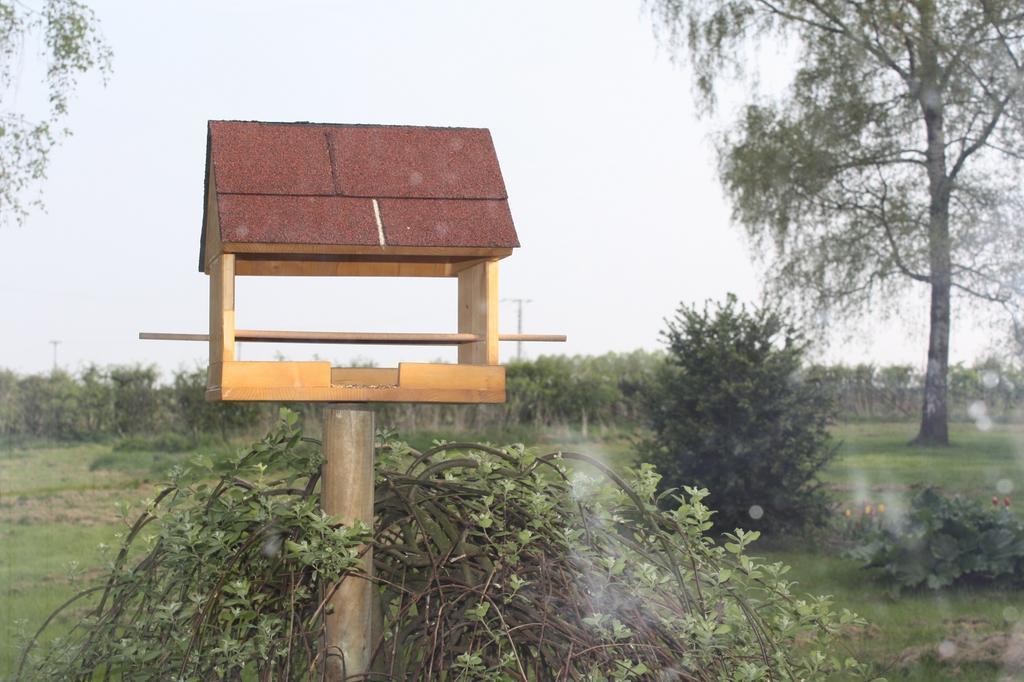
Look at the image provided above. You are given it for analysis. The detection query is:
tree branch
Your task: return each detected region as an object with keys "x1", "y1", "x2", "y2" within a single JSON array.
[
  {"x1": 753, "y1": 0, "x2": 912, "y2": 81},
  {"x1": 988, "y1": 5, "x2": 1023, "y2": 71},
  {"x1": 950, "y1": 280, "x2": 1010, "y2": 304},
  {"x1": 948, "y1": 91, "x2": 1014, "y2": 181},
  {"x1": 752, "y1": 0, "x2": 844, "y2": 35},
  {"x1": 981, "y1": 140, "x2": 1024, "y2": 160},
  {"x1": 876, "y1": 176, "x2": 931, "y2": 284}
]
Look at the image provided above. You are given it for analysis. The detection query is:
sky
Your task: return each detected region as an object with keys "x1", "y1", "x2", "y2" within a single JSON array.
[{"x1": 0, "y1": 0, "x2": 1002, "y2": 377}]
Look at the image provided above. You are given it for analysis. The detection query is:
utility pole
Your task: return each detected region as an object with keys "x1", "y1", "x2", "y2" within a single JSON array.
[
  {"x1": 501, "y1": 298, "x2": 532, "y2": 360},
  {"x1": 49, "y1": 340, "x2": 61, "y2": 371}
]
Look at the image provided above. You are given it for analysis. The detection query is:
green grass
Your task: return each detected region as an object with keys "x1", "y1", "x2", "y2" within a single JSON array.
[
  {"x1": 776, "y1": 421, "x2": 1024, "y2": 681},
  {"x1": 3, "y1": 422, "x2": 1024, "y2": 679},
  {"x1": 0, "y1": 443, "x2": 175, "y2": 678},
  {"x1": 1, "y1": 523, "x2": 119, "y2": 677},
  {"x1": 826, "y1": 422, "x2": 1024, "y2": 498},
  {"x1": 0, "y1": 443, "x2": 136, "y2": 497},
  {"x1": 589, "y1": 421, "x2": 1024, "y2": 679},
  {"x1": 761, "y1": 547, "x2": 1020, "y2": 680}
]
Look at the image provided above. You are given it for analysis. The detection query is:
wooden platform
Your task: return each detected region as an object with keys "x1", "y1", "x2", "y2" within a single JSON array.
[{"x1": 206, "y1": 361, "x2": 505, "y2": 403}]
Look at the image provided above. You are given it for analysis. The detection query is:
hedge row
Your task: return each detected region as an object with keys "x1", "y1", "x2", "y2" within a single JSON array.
[{"x1": 0, "y1": 354, "x2": 1020, "y2": 442}]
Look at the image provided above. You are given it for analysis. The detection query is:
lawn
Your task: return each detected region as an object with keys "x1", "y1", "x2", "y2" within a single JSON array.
[
  {"x1": 764, "y1": 548, "x2": 1023, "y2": 680},
  {"x1": 0, "y1": 441, "x2": 192, "y2": 678},
  {"x1": 2, "y1": 421, "x2": 1023, "y2": 679},
  {"x1": 826, "y1": 421, "x2": 1024, "y2": 500},
  {"x1": 770, "y1": 421, "x2": 1024, "y2": 680}
]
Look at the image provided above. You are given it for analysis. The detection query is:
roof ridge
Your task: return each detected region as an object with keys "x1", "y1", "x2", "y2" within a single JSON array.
[
  {"x1": 215, "y1": 192, "x2": 510, "y2": 201},
  {"x1": 208, "y1": 119, "x2": 492, "y2": 132}
]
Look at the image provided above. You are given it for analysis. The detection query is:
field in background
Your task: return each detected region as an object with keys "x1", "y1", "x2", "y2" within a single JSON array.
[{"x1": 3, "y1": 421, "x2": 1023, "y2": 679}]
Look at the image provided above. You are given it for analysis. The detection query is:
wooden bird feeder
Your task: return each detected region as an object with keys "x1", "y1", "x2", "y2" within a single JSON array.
[
  {"x1": 142, "y1": 120, "x2": 563, "y2": 678},
  {"x1": 144, "y1": 120, "x2": 564, "y2": 403}
]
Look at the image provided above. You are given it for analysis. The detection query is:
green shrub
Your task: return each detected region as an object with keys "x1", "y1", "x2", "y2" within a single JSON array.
[
  {"x1": 848, "y1": 487, "x2": 1024, "y2": 591},
  {"x1": 19, "y1": 411, "x2": 869, "y2": 680},
  {"x1": 639, "y1": 295, "x2": 837, "y2": 534}
]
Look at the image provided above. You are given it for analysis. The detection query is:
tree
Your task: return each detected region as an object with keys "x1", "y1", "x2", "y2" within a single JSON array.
[
  {"x1": 1, "y1": 0, "x2": 111, "y2": 225},
  {"x1": 640, "y1": 295, "x2": 837, "y2": 533},
  {"x1": 648, "y1": 0, "x2": 1024, "y2": 445},
  {"x1": 109, "y1": 364, "x2": 162, "y2": 435}
]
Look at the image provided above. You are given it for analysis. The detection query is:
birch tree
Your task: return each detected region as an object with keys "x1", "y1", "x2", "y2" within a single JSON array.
[
  {"x1": 650, "y1": 0, "x2": 1024, "y2": 445},
  {"x1": 1, "y1": 0, "x2": 111, "y2": 225}
]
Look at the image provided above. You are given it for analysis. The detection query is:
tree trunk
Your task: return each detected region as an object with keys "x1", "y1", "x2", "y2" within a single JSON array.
[
  {"x1": 914, "y1": 276, "x2": 950, "y2": 445},
  {"x1": 913, "y1": 3, "x2": 951, "y2": 446}
]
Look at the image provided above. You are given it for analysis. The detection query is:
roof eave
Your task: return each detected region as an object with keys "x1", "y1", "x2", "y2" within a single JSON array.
[
  {"x1": 198, "y1": 126, "x2": 213, "y2": 273},
  {"x1": 221, "y1": 242, "x2": 516, "y2": 259}
]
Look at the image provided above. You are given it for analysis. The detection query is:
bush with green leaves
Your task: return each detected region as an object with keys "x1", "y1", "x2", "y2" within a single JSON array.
[
  {"x1": 640, "y1": 295, "x2": 837, "y2": 534},
  {"x1": 848, "y1": 488, "x2": 1024, "y2": 592},
  {"x1": 19, "y1": 410, "x2": 869, "y2": 680}
]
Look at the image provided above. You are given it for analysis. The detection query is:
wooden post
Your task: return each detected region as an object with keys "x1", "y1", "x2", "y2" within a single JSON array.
[
  {"x1": 207, "y1": 253, "x2": 235, "y2": 389},
  {"x1": 457, "y1": 259, "x2": 499, "y2": 365},
  {"x1": 322, "y1": 405, "x2": 375, "y2": 680}
]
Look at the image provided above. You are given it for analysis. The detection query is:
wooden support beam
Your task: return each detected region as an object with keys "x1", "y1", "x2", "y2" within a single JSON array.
[
  {"x1": 140, "y1": 332, "x2": 211, "y2": 342},
  {"x1": 446, "y1": 257, "x2": 492, "y2": 275},
  {"x1": 142, "y1": 331, "x2": 567, "y2": 344},
  {"x1": 234, "y1": 258, "x2": 452, "y2": 278},
  {"x1": 233, "y1": 330, "x2": 482, "y2": 345},
  {"x1": 457, "y1": 259, "x2": 499, "y2": 365},
  {"x1": 204, "y1": 362, "x2": 505, "y2": 403},
  {"x1": 143, "y1": 330, "x2": 482, "y2": 345},
  {"x1": 499, "y1": 334, "x2": 568, "y2": 343},
  {"x1": 223, "y1": 242, "x2": 513, "y2": 259},
  {"x1": 322, "y1": 406, "x2": 375, "y2": 680},
  {"x1": 207, "y1": 254, "x2": 235, "y2": 387}
]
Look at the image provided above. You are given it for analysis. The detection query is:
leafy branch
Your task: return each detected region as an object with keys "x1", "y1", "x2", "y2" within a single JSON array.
[
  {"x1": 18, "y1": 410, "x2": 872, "y2": 680},
  {"x1": 0, "y1": 0, "x2": 111, "y2": 225}
]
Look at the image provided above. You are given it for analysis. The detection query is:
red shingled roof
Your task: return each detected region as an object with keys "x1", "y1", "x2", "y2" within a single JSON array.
[{"x1": 201, "y1": 121, "x2": 519, "y2": 269}]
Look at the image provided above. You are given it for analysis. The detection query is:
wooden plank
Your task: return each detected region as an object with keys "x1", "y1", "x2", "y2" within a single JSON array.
[
  {"x1": 399, "y1": 363, "x2": 505, "y2": 391},
  {"x1": 330, "y1": 367, "x2": 399, "y2": 386},
  {"x1": 213, "y1": 360, "x2": 331, "y2": 389},
  {"x1": 209, "y1": 385, "x2": 506, "y2": 403},
  {"x1": 140, "y1": 332, "x2": 210, "y2": 342},
  {"x1": 235, "y1": 330, "x2": 480, "y2": 345},
  {"x1": 235, "y1": 258, "x2": 451, "y2": 277},
  {"x1": 457, "y1": 259, "x2": 499, "y2": 365},
  {"x1": 144, "y1": 331, "x2": 481, "y2": 345},
  {"x1": 223, "y1": 242, "x2": 513, "y2": 259},
  {"x1": 322, "y1": 406, "x2": 375, "y2": 680},
  {"x1": 446, "y1": 257, "x2": 491, "y2": 275},
  {"x1": 499, "y1": 334, "x2": 567, "y2": 342},
  {"x1": 144, "y1": 331, "x2": 567, "y2": 344},
  {"x1": 208, "y1": 362, "x2": 504, "y2": 402}
]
